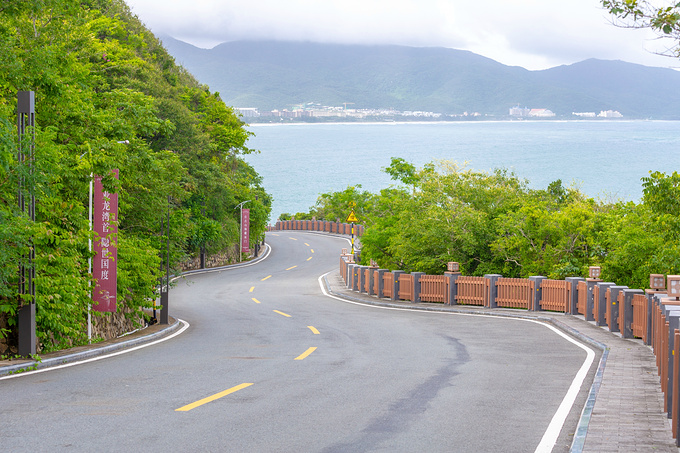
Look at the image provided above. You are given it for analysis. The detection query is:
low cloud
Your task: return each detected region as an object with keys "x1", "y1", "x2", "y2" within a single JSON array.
[{"x1": 127, "y1": 0, "x2": 677, "y2": 70}]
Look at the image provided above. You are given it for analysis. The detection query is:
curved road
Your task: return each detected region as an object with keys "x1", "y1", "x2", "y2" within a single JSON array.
[{"x1": 0, "y1": 232, "x2": 595, "y2": 452}]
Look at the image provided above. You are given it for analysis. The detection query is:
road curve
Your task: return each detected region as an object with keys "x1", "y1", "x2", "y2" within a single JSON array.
[{"x1": 0, "y1": 231, "x2": 595, "y2": 452}]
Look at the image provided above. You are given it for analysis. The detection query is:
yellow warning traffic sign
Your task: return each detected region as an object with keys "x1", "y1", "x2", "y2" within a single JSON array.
[{"x1": 346, "y1": 209, "x2": 359, "y2": 223}]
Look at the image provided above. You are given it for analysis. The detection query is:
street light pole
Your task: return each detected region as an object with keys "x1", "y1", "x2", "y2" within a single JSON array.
[{"x1": 235, "y1": 200, "x2": 251, "y2": 263}]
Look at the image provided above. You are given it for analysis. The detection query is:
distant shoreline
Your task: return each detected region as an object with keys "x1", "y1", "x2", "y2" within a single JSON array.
[{"x1": 246, "y1": 118, "x2": 668, "y2": 127}]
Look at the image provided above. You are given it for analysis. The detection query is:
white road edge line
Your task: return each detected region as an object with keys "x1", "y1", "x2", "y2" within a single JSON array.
[
  {"x1": 318, "y1": 268, "x2": 595, "y2": 453},
  {"x1": 171, "y1": 244, "x2": 272, "y2": 283},
  {"x1": 0, "y1": 319, "x2": 191, "y2": 381}
]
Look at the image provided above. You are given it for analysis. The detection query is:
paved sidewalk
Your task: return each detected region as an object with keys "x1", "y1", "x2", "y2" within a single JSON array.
[{"x1": 324, "y1": 271, "x2": 679, "y2": 453}]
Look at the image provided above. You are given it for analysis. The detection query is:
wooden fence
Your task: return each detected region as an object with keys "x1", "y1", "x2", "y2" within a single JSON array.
[
  {"x1": 540, "y1": 279, "x2": 570, "y2": 312},
  {"x1": 496, "y1": 278, "x2": 533, "y2": 309},
  {"x1": 456, "y1": 276, "x2": 486, "y2": 306},
  {"x1": 419, "y1": 275, "x2": 449, "y2": 303}
]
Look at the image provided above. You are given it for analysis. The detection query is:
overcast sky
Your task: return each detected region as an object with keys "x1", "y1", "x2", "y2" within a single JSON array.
[{"x1": 125, "y1": 0, "x2": 678, "y2": 71}]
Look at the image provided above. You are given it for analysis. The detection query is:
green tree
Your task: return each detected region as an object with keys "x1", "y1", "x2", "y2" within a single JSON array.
[{"x1": 602, "y1": 0, "x2": 680, "y2": 57}]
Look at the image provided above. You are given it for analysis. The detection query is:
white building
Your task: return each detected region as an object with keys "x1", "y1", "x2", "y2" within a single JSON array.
[
  {"x1": 237, "y1": 108, "x2": 260, "y2": 118},
  {"x1": 528, "y1": 108, "x2": 556, "y2": 118},
  {"x1": 509, "y1": 105, "x2": 531, "y2": 117},
  {"x1": 598, "y1": 110, "x2": 623, "y2": 118}
]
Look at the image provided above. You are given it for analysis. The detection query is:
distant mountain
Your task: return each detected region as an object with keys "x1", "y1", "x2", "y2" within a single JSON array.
[{"x1": 161, "y1": 37, "x2": 680, "y2": 119}]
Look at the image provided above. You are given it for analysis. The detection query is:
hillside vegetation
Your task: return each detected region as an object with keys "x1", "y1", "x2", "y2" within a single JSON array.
[
  {"x1": 163, "y1": 39, "x2": 680, "y2": 119},
  {"x1": 292, "y1": 158, "x2": 680, "y2": 289},
  {"x1": 0, "y1": 0, "x2": 270, "y2": 353}
]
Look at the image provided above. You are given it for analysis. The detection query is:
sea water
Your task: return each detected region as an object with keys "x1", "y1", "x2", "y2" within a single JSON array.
[{"x1": 244, "y1": 121, "x2": 680, "y2": 220}]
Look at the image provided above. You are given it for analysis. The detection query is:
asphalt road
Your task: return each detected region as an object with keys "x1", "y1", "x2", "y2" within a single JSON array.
[{"x1": 0, "y1": 231, "x2": 595, "y2": 452}]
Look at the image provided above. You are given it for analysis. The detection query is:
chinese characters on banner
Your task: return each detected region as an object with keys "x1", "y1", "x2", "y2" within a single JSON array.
[
  {"x1": 93, "y1": 170, "x2": 118, "y2": 312},
  {"x1": 241, "y1": 208, "x2": 250, "y2": 254}
]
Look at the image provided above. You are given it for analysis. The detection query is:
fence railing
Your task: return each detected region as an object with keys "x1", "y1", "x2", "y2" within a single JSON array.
[
  {"x1": 496, "y1": 278, "x2": 533, "y2": 309},
  {"x1": 270, "y1": 220, "x2": 364, "y2": 237},
  {"x1": 540, "y1": 279, "x2": 570, "y2": 312},
  {"x1": 457, "y1": 276, "x2": 486, "y2": 306},
  {"x1": 420, "y1": 275, "x2": 449, "y2": 303},
  {"x1": 338, "y1": 252, "x2": 680, "y2": 445}
]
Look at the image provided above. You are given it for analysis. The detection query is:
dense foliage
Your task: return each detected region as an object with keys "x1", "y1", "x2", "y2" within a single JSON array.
[
  {"x1": 0, "y1": 0, "x2": 270, "y2": 351},
  {"x1": 294, "y1": 158, "x2": 680, "y2": 290}
]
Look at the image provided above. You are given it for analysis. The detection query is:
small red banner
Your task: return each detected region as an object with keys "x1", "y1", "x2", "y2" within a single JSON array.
[
  {"x1": 92, "y1": 170, "x2": 118, "y2": 312},
  {"x1": 241, "y1": 208, "x2": 250, "y2": 254}
]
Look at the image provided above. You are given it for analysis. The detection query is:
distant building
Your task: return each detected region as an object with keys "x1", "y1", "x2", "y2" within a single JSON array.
[
  {"x1": 572, "y1": 112, "x2": 596, "y2": 118},
  {"x1": 509, "y1": 105, "x2": 531, "y2": 117},
  {"x1": 598, "y1": 110, "x2": 623, "y2": 118},
  {"x1": 237, "y1": 108, "x2": 260, "y2": 118},
  {"x1": 528, "y1": 108, "x2": 556, "y2": 118}
]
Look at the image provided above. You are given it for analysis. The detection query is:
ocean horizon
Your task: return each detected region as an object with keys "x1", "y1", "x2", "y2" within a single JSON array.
[{"x1": 245, "y1": 120, "x2": 680, "y2": 220}]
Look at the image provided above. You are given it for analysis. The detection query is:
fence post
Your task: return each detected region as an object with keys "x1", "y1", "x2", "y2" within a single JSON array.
[
  {"x1": 353, "y1": 266, "x2": 362, "y2": 291},
  {"x1": 608, "y1": 285, "x2": 628, "y2": 333},
  {"x1": 646, "y1": 290, "x2": 660, "y2": 345},
  {"x1": 566, "y1": 277, "x2": 585, "y2": 315},
  {"x1": 484, "y1": 274, "x2": 502, "y2": 308},
  {"x1": 391, "y1": 270, "x2": 404, "y2": 301},
  {"x1": 529, "y1": 276, "x2": 546, "y2": 311},
  {"x1": 367, "y1": 266, "x2": 378, "y2": 296},
  {"x1": 412, "y1": 272, "x2": 425, "y2": 303},
  {"x1": 663, "y1": 308, "x2": 680, "y2": 417},
  {"x1": 622, "y1": 289, "x2": 644, "y2": 339},
  {"x1": 356, "y1": 266, "x2": 366, "y2": 293},
  {"x1": 585, "y1": 279, "x2": 599, "y2": 321},
  {"x1": 347, "y1": 264, "x2": 356, "y2": 289},
  {"x1": 445, "y1": 272, "x2": 460, "y2": 305},
  {"x1": 596, "y1": 282, "x2": 615, "y2": 327},
  {"x1": 376, "y1": 269, "x2": 387, "y2": 298}
]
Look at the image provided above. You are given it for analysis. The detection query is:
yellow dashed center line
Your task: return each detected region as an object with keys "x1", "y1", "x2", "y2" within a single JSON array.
[
  {"x1": 249, "y1": 286, "x2": 254, "y2": 293},
  {"x1": 289, "y1": 237, "x2": 298, "y2": 241},
  {"x1": 252, "y1": 298, "x2": 261, "y2": 304},
  {"x1": 175, "y1": 383, "x2": 253, "y2": 412},
  {"x1": 307, "y1": 257, "x2": 312, "y2": 261},
  {"x1": 294, "y1": 347, "x2": 317, "y2": 361},
  {"x1": 261, "y1": 275, "x2": 272, "y2": 281},
  {"x1": 304, "y1": 243, "x2": 310, "y2": 246},
  {"x1": 286, "y1": 265, "x2": 297, "y2": 271},
  {"x1": 311, "y1": 249, "x2": 314, "y2": 254},
  {"x1": 307, "y1": 326, "x2": 320, "y2": 335},
  {"x1": 273, "y1": 310, "x2": 291, "y2": 318}
]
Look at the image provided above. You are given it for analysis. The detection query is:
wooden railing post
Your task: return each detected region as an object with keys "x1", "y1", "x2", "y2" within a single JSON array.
[
  {"x1": 356, "y1": 266, "x2": 367, "y2": 293},
  {"x1": 412, "y1": 272, "x2": 425, "y2": 303},
  {"x1": 596, "y1": 282, "x2": 615, "y2": 327},
  {"x1": 391, "y1": 270, "x2": 404, "y2": 301},
  {"x1": 662, "y1": 305, "x2": 680, "y2": 418},
  {"x1": 585, "y1": 279, "x2": 600, "y2": 321},
  {"x1": 622, "y1": 289, "x2": 644, "y2": 339},
  {"x1": 528, "y1": 276, "x2": 546, "y2": 311},
  {"x1": 376, "y1": 269, "x2": 387, "y2": 298},
  {"x1": 608, "y1": 285, "x2": 628, "y2": 333},
  {"x1": 566, "y1": 277, "x2": 585, "y2": 315},
  {"x1": 484, "y1": 274, "x2": 502, "y2": 308},
  {"x1": 444, "y1": 272, "x2": 460, "y2": 305}
]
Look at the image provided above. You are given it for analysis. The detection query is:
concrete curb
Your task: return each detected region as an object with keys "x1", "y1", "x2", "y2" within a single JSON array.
[
  {"x1": 321, "y1": 272, "x2": 608, "y2": 453},
  {"x1": 0, "y1": 244, "x2": 272, "y2": 377}
]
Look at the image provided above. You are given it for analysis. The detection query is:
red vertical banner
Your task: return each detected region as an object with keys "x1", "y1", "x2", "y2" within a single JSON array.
[
  {"x1": 93, "y1": 169, "x2": 118, "y2": 312},
  {"x1": 241, "y1": 208, "x2": 250, "y2": 254}
]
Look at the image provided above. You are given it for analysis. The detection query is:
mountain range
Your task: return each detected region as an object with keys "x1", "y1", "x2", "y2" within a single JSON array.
[{"x1": 161, "y1": 37, "x2": 680, "y2": 119}]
